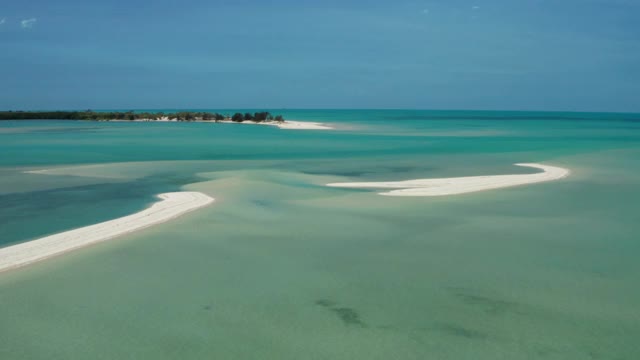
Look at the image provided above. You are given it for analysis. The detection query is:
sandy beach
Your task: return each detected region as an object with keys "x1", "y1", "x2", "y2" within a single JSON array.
[
  {"x1": 273, "y1": 120, "x2": 334, "y2": 130},
  {"x1": 0, "y1": 191, "x2": 214, "y2": 273},
  {"x1": 110, "y1": 118, "x2": 334, "y2": 129},
  {"x1": 327, "y1": 163, "x2": 570, "y2": 196},
  {"x1": 218, "y1": 119, "x2": 334, "y2": 130}
]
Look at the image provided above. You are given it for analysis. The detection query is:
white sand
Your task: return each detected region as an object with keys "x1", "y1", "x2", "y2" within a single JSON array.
[
  {"x1": 327, "y1": 163, "x2": 570, "y2": 196},
  {"x1": 0, "y1": 192, "x2": 214, "y2": 273},
  {"x1": 218, "y1": 119, "x2": 334, "y2": 130},
  {"x1": 23, "y1": 169, "x2": 52, "y2": 174},
  {"x1": 108, "y1": 118, "x2": 333, "y2": 129},
  {"x1": 274, "y1": 120, "x2": 334, "y2": 130}
]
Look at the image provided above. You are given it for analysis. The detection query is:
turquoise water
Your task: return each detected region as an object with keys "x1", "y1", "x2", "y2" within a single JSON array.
[{"x1": 1, "y1": 110, "x2": 639, "y2": 359}]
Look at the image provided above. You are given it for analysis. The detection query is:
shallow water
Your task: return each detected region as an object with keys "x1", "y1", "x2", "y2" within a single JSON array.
[{"x1": 1, "y1": 111, "x2": 639, "y2": 359}]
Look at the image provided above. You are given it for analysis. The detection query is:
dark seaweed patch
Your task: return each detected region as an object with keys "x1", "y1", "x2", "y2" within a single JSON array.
[
  {"x1": 332, "y1": 307, "x2": 365, "y2": 327},
  {"x1": 386, "y1": 165, "x2": 418, "y2": 173},
  {"x1": 302, "y1": 170, "x2": 372, "y2": 177},
  {"x1": 315, "y1": 299, "x2": 366, "y2": 327},
  {"x1": 448, "y1": 288, "x2": 520, "y2": 315},
  {"x1": 302, "y1": 165, "x2": 425, "y2": 178}
]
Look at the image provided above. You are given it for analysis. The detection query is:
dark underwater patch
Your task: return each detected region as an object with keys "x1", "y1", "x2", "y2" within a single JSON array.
[
  {"x1": 448, "y1": 287, "x2": 521, "y2": 316},
  {"x1": 0, "y1": 172, "x2": 204, "y2": 246},
  {"x1": 251, "y1": 199, "x2": 272, "y2": 207},
  {"x1": 315, "y1": 299, "x2": 366, "y2": 327},
  {"x1": 302, "y1": 170, "x2": 372, "y2": 177}
]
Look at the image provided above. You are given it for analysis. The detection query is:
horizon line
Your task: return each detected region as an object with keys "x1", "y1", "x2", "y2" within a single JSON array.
[{"x1": 2, "y1": 108, "x2": 640, "y2": 116}]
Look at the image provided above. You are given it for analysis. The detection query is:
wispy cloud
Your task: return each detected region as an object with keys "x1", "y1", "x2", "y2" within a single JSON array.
[
  {"x1": 21, "y1": 18, "x2": 37, "y2": 29},
  {"x1": 0, "y1": 18, "x2": 6, "y2": 25},
  {"x1": 422, "y1": 8, "x2": 430, "y2": 15}
]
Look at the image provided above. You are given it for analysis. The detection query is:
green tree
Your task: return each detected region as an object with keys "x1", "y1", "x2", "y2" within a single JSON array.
[
  {"x1": 232, "y1": 113, "x2": 244, "y2": 122},
  {"x1": 253, "y1": 112, "x2": 270, "y2": 122}
]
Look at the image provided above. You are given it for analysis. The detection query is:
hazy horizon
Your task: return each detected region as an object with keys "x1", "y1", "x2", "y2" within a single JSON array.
[{"x1": 3, "y1": 108, "x2": 640, "y2": 116}]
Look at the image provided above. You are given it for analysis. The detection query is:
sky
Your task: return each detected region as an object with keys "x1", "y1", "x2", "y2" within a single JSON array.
[{"x1": 1, "y1": 0, "x2": 639, "y2": 112}]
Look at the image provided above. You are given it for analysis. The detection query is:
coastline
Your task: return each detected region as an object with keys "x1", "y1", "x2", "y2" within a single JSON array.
[
  {"x1": 219, "y1": 119, "x2": 334, "y2": 130},
  {"x1": 108, "y1": 118, "x2": 334, "y2": 130},
  {"x1": 327, "y1": 163, "x2": 570, "y2": 196},
  {"x1": 0, "y1": 191, "x2": 214, "y2": 273}
]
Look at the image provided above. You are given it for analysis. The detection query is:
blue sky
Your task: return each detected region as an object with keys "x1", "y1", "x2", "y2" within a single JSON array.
[{"x1": 1, "y1": 0, "x2": 639, "y2": 111}]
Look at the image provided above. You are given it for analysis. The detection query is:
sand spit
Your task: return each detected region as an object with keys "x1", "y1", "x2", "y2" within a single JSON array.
[
  {"x1": 23, "y1": 169, "x2": 52, "y2": 174},
  {"x1": 274, "y1": 121, "x2": 334, "y2": 130},
  {"x1": 0, "y1": 192, "x2": 214, "y2": 273},
  {"x1": 112, "y1": 118, "x2": 334, "y2": 129},
  {"x1": 218, "y1": 120, "x2": 334, "y2": 130},
  {"x1": 327, "y1": 163, "x2": 570, "y2": 196}
]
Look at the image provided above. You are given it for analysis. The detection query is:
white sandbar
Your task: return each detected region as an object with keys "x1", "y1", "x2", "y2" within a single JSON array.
[
  {"x1": 109, "y1": 118, "x2": 334, "y2": 129},
  {"x1": 274, "y1": 120, "x2": 334, "y2": 130},
  {"x1": 327, "y1": 163, "x2": 570, "y2": 196},
  {"x1": 218, "y1": 119, "x2": 334, "y2": 130},
  {"x1": 0, "y1": 192, "x2": 214, "y2": 273}
]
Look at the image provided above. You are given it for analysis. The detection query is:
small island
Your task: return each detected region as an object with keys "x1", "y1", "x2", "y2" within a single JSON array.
[
  {"x1": 0, "y1": 110, "x2": 285, "y2": 123},
  {"x1": 0, "y1": 110, "x2": 335, "y2": 130}
]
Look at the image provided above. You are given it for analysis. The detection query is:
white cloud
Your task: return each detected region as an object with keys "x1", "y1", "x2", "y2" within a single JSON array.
[
  {"x1": 422, "y1": 8, "x2": 430, "y2": 15},
  {"x1": 472, "y1": 6, "x2": 480, "y2": 10},
  {"x1": 0, "y1": 18, "x2": 6, "y2": 25},
  {"x1": 21, "y1": 18, "x2": 37, "y2": 29}
]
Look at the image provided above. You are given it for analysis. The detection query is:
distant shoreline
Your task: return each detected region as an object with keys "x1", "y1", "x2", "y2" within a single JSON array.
[
  {"x1": 109, "y1": 118, "x2": 335, "y2": 130},
  {"x1": 0, "y1": 110, "x2": 334, "y2": 130},
  {"x1": 1, "y1": 118, "x2": 335, "y2": 130},
  {"x1": 218, "y1": 119, "x2": 334, "y2": 130}
]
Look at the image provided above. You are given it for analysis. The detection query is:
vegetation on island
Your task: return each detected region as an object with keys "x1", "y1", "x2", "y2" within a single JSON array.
[{"x1": 0, "y1": 110, "x2": 286, "y2": 123}]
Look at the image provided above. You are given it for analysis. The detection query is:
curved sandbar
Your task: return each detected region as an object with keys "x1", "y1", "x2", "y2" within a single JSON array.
[
  {"x1": 327, "y1": 163, "x2": 570, "y2": 196},
  {"x1": 0, "y1": 192, "x2": 214, "y2": 273}
]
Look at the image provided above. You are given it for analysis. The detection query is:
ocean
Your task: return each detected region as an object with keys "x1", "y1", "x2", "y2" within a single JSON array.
[{"x1": 1, "y1": 110, "x2": 639, "y2": 359}]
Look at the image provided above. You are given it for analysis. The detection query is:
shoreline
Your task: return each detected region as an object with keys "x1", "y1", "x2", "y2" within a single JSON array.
[
  {"x1": 218, "y1": 119, "x2": 334, "y2": 130},
  {"x1": 0, "y1": 192, "x2": 214, "y2": 273},
  {"x1": 327, "y1": 163, "x2": 570, "y2": 196},
  {"x1": 0, "y1": 117, "x2": 335, "y2": 130},
  {"x1": 110, "y1": 119, "x2": 334, "y2": 130}
]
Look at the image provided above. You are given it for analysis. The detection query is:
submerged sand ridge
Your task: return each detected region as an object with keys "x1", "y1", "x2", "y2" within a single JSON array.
[
  {"x1": 327, "y1": 163, "x2": 570, "y2": 196},
  {"x1": 0, "y1": 192, "x2": 214, "y2": 273}
]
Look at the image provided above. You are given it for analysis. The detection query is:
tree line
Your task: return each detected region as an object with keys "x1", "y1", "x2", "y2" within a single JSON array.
[{"x1": 0, "y1": 111, "x2": 286, "y2": 122}]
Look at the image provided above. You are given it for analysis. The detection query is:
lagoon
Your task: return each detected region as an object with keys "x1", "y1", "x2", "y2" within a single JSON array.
[{"x1": 1, "y1": 110, "x2": 639, "y2": 359}]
